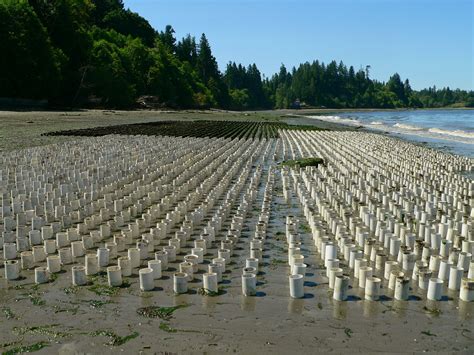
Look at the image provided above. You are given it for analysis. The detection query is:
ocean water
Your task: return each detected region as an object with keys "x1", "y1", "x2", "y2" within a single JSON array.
[{"x1": 308, "y1": 109, "x2": 474, "y2": 157}]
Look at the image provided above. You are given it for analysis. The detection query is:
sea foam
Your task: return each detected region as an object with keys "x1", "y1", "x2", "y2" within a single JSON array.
[
  {"x1": 393, "y1": 123, "x2": 423, "y2": 131},
  {"x1": 428, "y1": 128, "x2": 474, "y2": 139},
  {"x1": 310, "y1": 115, "x2": 361, "y2": 125}
]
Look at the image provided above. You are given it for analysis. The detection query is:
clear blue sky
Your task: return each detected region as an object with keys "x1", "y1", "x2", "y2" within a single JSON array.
[{"x1": 123, "y1": 0, "x2": 473, "y2": 90}]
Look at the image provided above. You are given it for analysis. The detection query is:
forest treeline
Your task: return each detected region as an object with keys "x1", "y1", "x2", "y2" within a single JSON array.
[{"x1": 1, "y1": 0, "x2": 473, "y2": 109}]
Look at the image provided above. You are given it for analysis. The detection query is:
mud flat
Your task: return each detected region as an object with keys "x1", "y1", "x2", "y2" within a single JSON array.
[
  {"x1": 0, "y1": 109, "x2": 349, "y2": 152},
  {"x1": 0, "y1": 120, "x2": 473, "y2": 353}
]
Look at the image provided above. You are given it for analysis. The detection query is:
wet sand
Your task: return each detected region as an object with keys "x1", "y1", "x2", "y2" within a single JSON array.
[{"x1": 0, "y1": 109, "x2": 356, "y2": 152}]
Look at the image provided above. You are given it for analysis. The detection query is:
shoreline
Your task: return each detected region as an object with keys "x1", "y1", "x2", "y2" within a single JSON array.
[{"x1": 291, "y1": 111, "x2": 474, "y2": 159}]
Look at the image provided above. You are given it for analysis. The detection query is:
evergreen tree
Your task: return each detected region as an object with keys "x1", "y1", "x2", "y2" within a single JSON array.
[
  {"x1": 196, "y1": 34, "x2": 229, "y2": 107},
  {"x1": 158, "y1": 25, "x2": 177, "y2": 53},
  {"x1": 197, "y1": 34, "x2": 219, "y2": 84},
  {"x1": 176, "y1": 34, "x2": 197, "y2": 67}
]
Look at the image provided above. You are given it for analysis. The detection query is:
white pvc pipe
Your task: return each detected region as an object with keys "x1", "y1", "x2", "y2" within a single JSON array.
[
  {"x1": 118, "y1": 256, "x2": 132, "y2": 276},
  {"x1": 460, "y1": 278, "x2": 474, "y2": 302},
  {"x1": 288, "y1": 247, "x2": 300, "y2": 264},
  {"x1": 191, "y1": 247, "x2": 204, "y2": 264},
  {"x1": 114, "y1": 235, "x2": 126, "y2": 252},
  {"x1": 375, "y1": 253, "x2": 387, "y2": 270},
  {"x1": 292, "y1": 263, "x2": 307, "y2": 276},
  {"x1": 179, "y1": 262, "x2": 194, "y2": 281},
  {"x1": 203, "y1": 272, "x2": 218, "y2": 293},
  {"x1": 384, "y1": 261, "x2": 398, "y2": 280},
  {"x1": 208, "y1": 263, "x2": 222, "y2": 282},
  {"x1": 389, "y1": 271, "x2": 405, "y2": 290},
  {"x1": 354, "y1": 258, "x2": 367, "y2": 279},
  {"x1": 245, "y1": 258, "x2": 259, "y2": 273},
  {"x1": 147, "y1": 260, "x2": 162, "y2": 279},
  {"x1": 429, "y1": 255, "x2": 442, "y2": 272},
  {"x1": 212, "y1": 257, "x2": 226, "y2": 273},
  {"x1": 457, "y1": 252, "x2": 472, "y2": 271},
  {"x1": 47, "y1": 255, "x2": 61, "y2": 273},
  {"x1": 469, "y1": 261, "x2": 474, "y2": 278},
  {"x1": 184, "y1": 254, "x2": 199, "y2": 273},
  {"x1": 448, "y1": 266, "x2": 463, "y2": 291},
  {"x1": 418, "y1": 270, "x2": 432, "y2": 290},
  {"x1": 242, "y1": 273, "x2": 257, "y2": 296},
  {"x1": 389, "y1": 237, "x2": 401, "y2": 257},
  {"x1": 250, "y1": 239, "x2": 263, "y2": 250},
  {"x1": 333, "y1": 274, "x2": 349, "y2": 301},
  {"x1": 324, "y1": 243, "x2": 337, "y2": 267},
  {"x1": 289, "y1": 274, "x2": 304, "y2": 298},
  {"x1": 3, "y1": 242, "x2": 17, "y2": 260},
  {"x1": 59, "y1": 247, "x2": 72, "y2": 265},
  {"x1": 139, "y1": 268, "x2": 155, "y2": 291},
  {"x1": 290, "y1": 254, "x2": 304, "y2": 267},
  {"x1": 56, "y1": 232, "x2": 69, "y2": 248},
  {"x1": 218, "y1": 248, "x2": 231, "y2": 263},
  {"x1": 71, "y1": 241, "x2": 84, "y2": 258},
  {"x1": 402, "y1": 252, "x2": 415, "y2": 272},
  {"x1": 32, "y1": 245, "x2": 46, "y2": 263},
  {"x1": 326, "y1": 258, "x2": 339, "y2": 277},
  {"x1": 440, "y1": 239, "x2": 452, "y2": 257},
  {"x1": 250, "y1": 248, "x2": 262, "y2": 261},
  {"x1": 358, "y1": 266, "x2": 373, "y2": 289},
  {"x1": 163, "y1": 245, "x2": 177, "y2": 262},
  {"x1": 44, "y1": 240, "x2": 56, "y2": 254},
  {"x1": 349, "y1": 248, "x2": 363, "y2": 269},
  {"x1": 155, "y1": 251, "x2": 168, "y2": 270},
  {"x1": 106, "y1": 242, "x2": 118, "y2": 259},
  {"x1": 107, "y1": 266, "x2": 123, "y2": 287},
  {"x1": 194, "y1": 239, "x2": 207, "y2": 254},
  {"x1": 35, "y1": 266, "x2": 49, "y2": 284},
  {"x1": 427, "y1": 278, "x2": 444, "y2": 301},
  {"x1": 20, "y1": 251, "x2": 34, "y2": 270},
  {"x1": 97, "y1": 247, "x2": 109, "y2": 267},
  {"x1": 365, "y1": 276, "x2": 381, "y2": 301},
  {"x1": 329, "y1": 267, "x2": 343, "y2": 289},
  {"x1": 437, "y1": 259, "x2": 453, "y2": 281},
  {"x1": 173, "y1": 272, "x2": 188, "y2": 294},
  {"x1": 4, "y1": 260, "x2": 20, "y2": 280},
  {"x1": 394, "y1": 275, "x2": 410, "y2": 300},
  {"x1": 72, "y1": 266, "x2": 87, "y2": 286},
  {"x1": 85, "y1": 254, "x2": 98, "y2": 275},
  {"x1": 137, "y1": 241, "x2": 149, "y2": 260},
  {"x1": 128, "y1": 248, "x2": 141, "y2": 268}
]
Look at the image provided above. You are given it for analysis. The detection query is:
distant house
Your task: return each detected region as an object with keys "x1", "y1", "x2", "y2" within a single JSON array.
[{"x1": 291, "y1": 99, "x2": 301, "y2": 109}]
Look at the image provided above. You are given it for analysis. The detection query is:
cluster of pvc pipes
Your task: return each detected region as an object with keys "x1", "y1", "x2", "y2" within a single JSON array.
[
  {"x1": 0, "y1": 135, "x2": 268, "y2": 292},
  {"x1": 1, "y1": 127, "x2": 473, "y2": 307},
  {"x1": 1, "y1": 134, "x2": 289, "y2": 300},
  {"x1": 280, "y1": 129, "x2": 474, "y2": 302}
]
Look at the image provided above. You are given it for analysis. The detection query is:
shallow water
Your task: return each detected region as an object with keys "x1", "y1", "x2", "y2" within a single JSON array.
[{"x1": 308, "y1": 109, "x2": 474, "y2": 157}]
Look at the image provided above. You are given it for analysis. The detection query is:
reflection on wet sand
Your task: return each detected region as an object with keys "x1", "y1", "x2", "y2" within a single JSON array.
[{"x1": 241, "y1": 295, "x2": 256, "y2": 312}]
